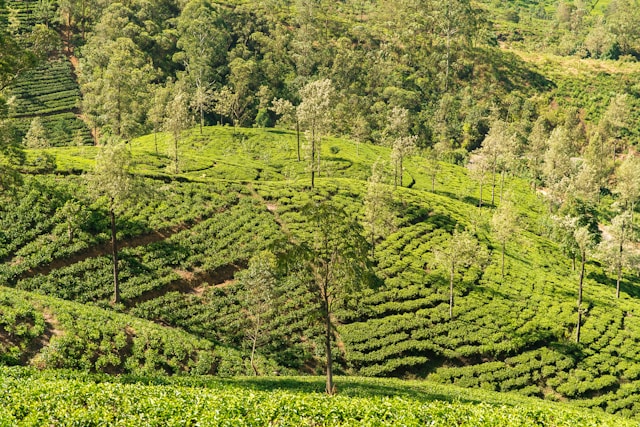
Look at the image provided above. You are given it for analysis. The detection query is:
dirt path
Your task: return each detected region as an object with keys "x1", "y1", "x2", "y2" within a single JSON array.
[
  {"x1": 125, "y1": 262, "x2": 246, "y2": 307},
  {"x1": 18, "y1": 224, "x2": 191, "y2": 281}
]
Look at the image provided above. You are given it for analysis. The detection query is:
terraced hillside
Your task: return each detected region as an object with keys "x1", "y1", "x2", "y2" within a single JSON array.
[{"x1": 2, "y1": 126, "x2": 640, "y2": 420}]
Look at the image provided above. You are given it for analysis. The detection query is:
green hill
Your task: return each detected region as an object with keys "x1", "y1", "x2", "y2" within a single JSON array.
[
  {"x1": 5, "y1": 0, "x2": 640, "y2": 423},
  {"x1": 0, "y1": 126, "x2": 640, "y2": 420}
]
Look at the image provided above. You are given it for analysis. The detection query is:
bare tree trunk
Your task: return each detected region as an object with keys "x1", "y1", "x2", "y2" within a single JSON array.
[
  {"x1": 449, "y1": 265, "x2": 454, "y2": 319},
  {"x1": 491, "y1": 169, "x2": 496, "y2": 205},
  {"x1": 199, "y1": 105, "x2": 204, "y2": 135},
  {"x1": 323, "y1": 294, "x2": 334, "y2": 395},
  {"x1": 617, "y1": 225, "x2": 624, "y2": 299},
  {"x1": 576, "y1": 250, "x2": 585, "y2": 343},
  {"x1": 501, "y1": 240, "x2": 505, "y2": 278},
  {"x1": 296, "y1": 120, "x2": 301, "y2": 162},
  {"x1": 250, "y1": 317, "x2": 260, "y2": 376},
  {"x1": 174, "y1": 135, "x2": 179, "y2": 174},
  {"x1": 110, "y1": 206, "x2": 120, "y2": 304},
  {"x1": 478, "y1": 180, "x2": 483, "y2": 208},
  {"x1": 311, "y1": 125, "x2": 315, "y2": 188}
]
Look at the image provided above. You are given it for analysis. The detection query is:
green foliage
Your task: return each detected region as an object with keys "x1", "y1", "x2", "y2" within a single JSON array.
[{"x1": 0, "y1": 369, "x2": 635, "y2": 426}]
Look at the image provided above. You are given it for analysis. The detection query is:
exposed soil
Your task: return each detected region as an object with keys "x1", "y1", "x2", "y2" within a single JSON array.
[
  {"x1": 125, "y1": 261, "x2": 246, "y2": 307},
  {"x1": 22, "y1": 310, "x2": 63, "y2": 366},
  {"x1": 19, "y1": 224, "x2": 191, "y2": 281}
]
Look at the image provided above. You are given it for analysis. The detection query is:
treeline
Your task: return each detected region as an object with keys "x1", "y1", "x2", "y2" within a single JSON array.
[
  {"x1": 500, "y1": 0, "x2": 640, "y2": 60},
  {"x1": 1, "y1": 0, "x2": 551, "y2": 151}
]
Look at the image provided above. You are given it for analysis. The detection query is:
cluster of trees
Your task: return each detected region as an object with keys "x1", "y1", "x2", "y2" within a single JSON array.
[
  {"x1": 459, "y1": 89, "x2": 639, "y2": 343},
  {"x1": 3, "y1": 0, "x2": 527, "y2": 156},
  {"x1": 551, "y1": 0, "x2": 640, "y2": 59}
]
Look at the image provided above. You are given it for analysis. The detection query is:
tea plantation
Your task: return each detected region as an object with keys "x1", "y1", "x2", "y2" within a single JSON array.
[{"x1": 1, "y1": 126, "x2": 640, "y2": 423}]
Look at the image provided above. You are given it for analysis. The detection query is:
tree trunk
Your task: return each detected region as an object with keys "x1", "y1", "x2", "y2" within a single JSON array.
[
  {"x1": 491, "y1": 169, "x2": 496, "y2": 205},
  {"x1": 311, "y1": 125, "x2": 315, "y2": 188},
  {"x1": 576, "y1": 250, "x2": 585, "y2": 343},
  {"x1": 616, "y1": 261, "x2": 622, "y2": 299},
  {"x1": 500, "y1": 170, "x2": 506, "y2": 203},
  {"x1": 174, "y1": 135, "x2": 179, "y2": 174},
  {"x1": 324, "y1": 295, "x2": 334, "y2": 395},
  {"x1": 478, "y1": 179, "x2": 483, "y2": 208},
  {"x1": 296, "y1": 120, "x2": 301, "y2": 162},
  {"x1": 501, "y1": 240, "x2": 505, "y2": 278},
  {"x1": 617, "y1": 224, "x2": 624, "y2": 299},
  {"x1": 199, "y1": 104, "x2": 204, "y2": 135},
  {"x1": 110, "y1": 206, "x2": 120, "y2": 304},
  {"x1": 250, "y1": 316, "x2": 260, "y2": 376},
  {"x1": 394, "y1": 158, "x2": 398, "y2": 190},
  {"x1": 449, "y1": 265, "x2": 454, "y2": 319}
]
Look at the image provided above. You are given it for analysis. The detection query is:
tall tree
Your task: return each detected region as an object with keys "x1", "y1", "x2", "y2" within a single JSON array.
[
  {"x1": 477, "y1": 120, "x2": 515, "y2": 205},
  {"x1": 598, "y1": 212, "x2": 633, "y2": 299},
  {"x1": 237, "y1": 250, "x2": 278, "y2": 376},
  {"x1": 614, "y1": 154, "x2": 640, "y2": 224},
  {"x1": 467, "y1": 152, "x2": 490, "y2": 207},
  {"x1": 384, "y1": 107, "x2": 415, "y2": 189},
  {"x1": 295, "y1": 201, "x2": 371, "y2": 394},
  {"x1": 432, "y1": 228, "x2": 486, "y2": 319},
  {"x1": 175, "y1": 0, "x2": 230, "y2": 126},
  {"x1": 423, "y1": 148, "x2": 441, "y2": 192},
  {"x1": 363, "y1": 161, "x2": 394, "y2": 257},
  {"x1": 271, "y1": 97, "x2": 301, "y2": 161},
  {"x1": 492, "y1": 198, "x2": 518, "y2": 278},
  {"x1": 574, "y1": 225, "x2": 596, "y2": 344},
  {"x1": 599, "y1": 93, "x2": 629, "y2": 161},
  {"x1": 525, "y1": 116, "x2": 550, "y2": 190},
  {"x1": 88, "y1": 142, "x2": 137, "y2": 304},
  {"x1": 80, "y1": 37, "x2": 155, "y2": 141},
  {"x1": 23, "y1": 117, "x2": 49, "y2": 149},
  {"x1": 164, "y1": 84, "x2": 192, "y2": 174},
  {"x1": 297, "y1": 79, "x2": 335, "y2": 188},
  {"x1": 543, "y1": 126, "x2": 577, "y2": 207}
]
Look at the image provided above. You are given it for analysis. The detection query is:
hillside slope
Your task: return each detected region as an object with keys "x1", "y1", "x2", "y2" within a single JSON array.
[{"x1": 1, "y1": 126, "x2": 640, "y2": 418}]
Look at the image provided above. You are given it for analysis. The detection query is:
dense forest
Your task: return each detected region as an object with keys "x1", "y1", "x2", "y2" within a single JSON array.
[{"x1": 5, "y1": 0, "x2": 640, "y2": 424}]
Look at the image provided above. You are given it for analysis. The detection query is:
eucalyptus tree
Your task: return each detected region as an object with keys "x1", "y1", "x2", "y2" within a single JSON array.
[
  {"x1": 237, "y1": 251, "x2": 278, "y2": 376},
  {"x1": 478, "y1": 119, "x2": 515, "y2": 205},
  {"x1": 492, "y1": 198, "x2": 518, "y2": 278},
  {"x1": 423, "y1": 148, "x2": 441, "y2": 192},
  {"x1": 525, "y1": 116, "x2": 550, "y2": 189},
  {"x1": 80, "y1": 37, "x2": 155, "y2": 141},
  {"x1": 297, "y1": 79, "x2": 335, "y2": 188},
  {"x1": 88, "y1": 142, "x2": 138, "y2": 304},
  {"x1": 271, "y1": 98, "x2": 301, "y2": 161},
  {"x1": 164, "y1": 84, "x2": 192, "y2": 174},
  {"x1": 598, "y1": 212, "x2": 633, "y2": 299},
  {"x1": 599, "y1": 93, "x2": 629, "y2": 161},
  {"x1": 384, "y1": 106, "x2": 416, "y2": 189},
  {"x1": 175, "y1": 0, "x2": 230, "y2": 129},
  {"x1": 294, "y1": 200, "x2": 372, "y2": 395},
  {"x1": 432, "y1": 228, "x2": 486, "y2": 319},
  {"x1": 467, "y1": 152, "x2": 490, "y2": 207},
  {"x1": 543, "y1": 126, "x2": 577, "y2": 207},
  {"x1": 614, "y1": 155, "x2": 640, "y2": 223},
  {"x1": 574, "y1": 225, "x2": 597, "y2": 343},
  {"x1": 363, "y1": 161, "x2": 394, "y2": 257}
]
